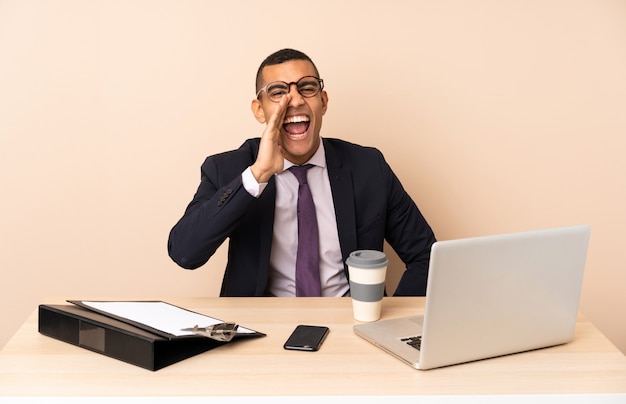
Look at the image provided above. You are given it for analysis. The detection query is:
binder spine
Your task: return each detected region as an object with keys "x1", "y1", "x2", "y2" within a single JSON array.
[
  {"x1": 37, "y1": 304, "x2": 235, "y2": 370},
  {"x1": 39, "y1": 305, "x2": 156, "y2": 370}
]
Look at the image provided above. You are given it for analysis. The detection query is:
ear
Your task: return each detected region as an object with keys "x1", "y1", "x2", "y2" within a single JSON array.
[
  {"x1": 251, "y1": 99, "x2": 266, "y2": 123},
  {"x1": 320, "y1": 90, "x2": 329, "y2": 115}
]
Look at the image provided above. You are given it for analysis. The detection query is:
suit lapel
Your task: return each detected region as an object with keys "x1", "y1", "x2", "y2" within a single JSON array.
[{"x1": 324, "y1": 139, "x2": 357, "y2": 264}]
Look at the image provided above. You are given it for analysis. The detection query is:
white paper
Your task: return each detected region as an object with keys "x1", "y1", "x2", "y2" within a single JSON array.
[{"x1": 79, "y1": 301, "x2": 255, "y2": 337}]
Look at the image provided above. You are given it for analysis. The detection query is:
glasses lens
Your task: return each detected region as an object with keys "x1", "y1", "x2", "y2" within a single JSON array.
[
  {"x1": 296, "y1": 77, "x2": 322, "y2": 98},
  {"x1": 266, "y1": 82, "x2": 290, "y2": 101}
]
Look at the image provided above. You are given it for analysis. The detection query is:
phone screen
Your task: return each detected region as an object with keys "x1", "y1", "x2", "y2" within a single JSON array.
[{"x1": 283, "y1": 325, "x2": 329, "y2": 351}]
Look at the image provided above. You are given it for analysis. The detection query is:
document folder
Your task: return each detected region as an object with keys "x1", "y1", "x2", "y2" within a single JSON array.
[{"x1": 38, "y1": 303, "x2": 264, "y2": 371}]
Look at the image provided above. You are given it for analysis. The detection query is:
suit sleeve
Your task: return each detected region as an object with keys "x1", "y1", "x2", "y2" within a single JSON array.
[
  {"x1": 167, "y1": 156, "x2": 257, "y2": 269},
  {"x1": 382, "y1": 159, "x2": 437, "y2": 296}
]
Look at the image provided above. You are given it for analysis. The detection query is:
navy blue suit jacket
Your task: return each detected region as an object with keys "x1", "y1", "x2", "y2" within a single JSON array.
[{"x1": 168, "y1": 138, "x2": 436, "y2": 296}]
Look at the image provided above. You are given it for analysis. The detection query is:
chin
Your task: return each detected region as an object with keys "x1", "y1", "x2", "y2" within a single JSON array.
[{"x1": 283, "y1": 135, "x2": 318, "y2": 158}]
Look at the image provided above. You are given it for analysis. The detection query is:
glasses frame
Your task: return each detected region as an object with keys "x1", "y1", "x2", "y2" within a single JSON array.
[{"x1": 256, "y1": 76, "x2": 324, "y2": 102}]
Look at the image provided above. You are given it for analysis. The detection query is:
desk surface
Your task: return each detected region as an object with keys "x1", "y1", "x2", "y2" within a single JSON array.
[{"x1": 1, "y1": 297, "x2": 625, "y2": 398}]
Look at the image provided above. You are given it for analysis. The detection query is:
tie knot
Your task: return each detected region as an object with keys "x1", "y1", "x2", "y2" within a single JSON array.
[{"x1": 289, "y1": 164, "x2": 314, "y2": 185}]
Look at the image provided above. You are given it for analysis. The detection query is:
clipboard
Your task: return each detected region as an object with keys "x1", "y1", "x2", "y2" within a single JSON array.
[{"x1": 67, "y1": 300, "x2": 265, "y2": 340}]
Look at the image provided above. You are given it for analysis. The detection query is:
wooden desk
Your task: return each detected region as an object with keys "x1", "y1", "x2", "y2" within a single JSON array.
[{"x1": 1, "y1": 297, "x2": 625, "y2": 400}]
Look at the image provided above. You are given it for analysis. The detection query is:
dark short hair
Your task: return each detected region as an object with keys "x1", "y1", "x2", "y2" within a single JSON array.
[{"x1": 255, "y1": 48, "x2": 320, "y2": 93}]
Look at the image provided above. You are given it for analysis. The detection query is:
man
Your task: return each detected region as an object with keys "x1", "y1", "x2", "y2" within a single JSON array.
[{"x1": 168, "y1": 48, "x2": 436, "y2": 297}]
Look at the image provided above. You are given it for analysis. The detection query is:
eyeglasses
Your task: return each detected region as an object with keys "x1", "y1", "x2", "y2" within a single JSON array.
[{"x1": 256, "y1": 76, "x2": 324, "y2": 103}]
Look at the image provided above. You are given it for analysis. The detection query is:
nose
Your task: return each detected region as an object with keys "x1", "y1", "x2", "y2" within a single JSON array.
[{"x1": 288, "y1": 83, "x2": 305, "y2": 107}]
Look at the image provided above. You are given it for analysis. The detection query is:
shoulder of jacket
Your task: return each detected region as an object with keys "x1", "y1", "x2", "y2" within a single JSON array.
[{"x1": 324, "y1": 137, "x2": 383, "y2": 157}]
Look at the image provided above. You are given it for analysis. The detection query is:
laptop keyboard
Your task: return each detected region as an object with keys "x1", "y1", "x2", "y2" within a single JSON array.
[{"x1": 401, "y1": 336, "x2": 422, "y2": 351}]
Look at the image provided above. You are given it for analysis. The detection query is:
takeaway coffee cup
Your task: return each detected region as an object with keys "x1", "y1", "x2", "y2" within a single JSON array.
[{"x1": 346, "y1": 250, "x2": 389, "y2": 322}]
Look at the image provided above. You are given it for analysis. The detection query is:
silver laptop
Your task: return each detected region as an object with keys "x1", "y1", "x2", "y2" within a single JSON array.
[{"x1": 353, "y1": 224, "x2": 590, "y2": 370}]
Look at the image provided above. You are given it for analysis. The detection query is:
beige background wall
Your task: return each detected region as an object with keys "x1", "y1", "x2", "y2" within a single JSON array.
[{"x1": 1, "y1": 0, "x2": 625, "y2": 354}]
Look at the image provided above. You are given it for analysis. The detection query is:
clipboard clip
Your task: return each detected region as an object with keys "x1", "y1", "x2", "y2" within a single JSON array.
[{"x1": 181, "y1": 322, "x2": 239, "y2": 342}]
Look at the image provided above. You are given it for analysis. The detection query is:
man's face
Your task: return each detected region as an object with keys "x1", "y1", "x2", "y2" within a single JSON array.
[{"x1": 252, "y1": 59, "x2": 328, "y2": 165}]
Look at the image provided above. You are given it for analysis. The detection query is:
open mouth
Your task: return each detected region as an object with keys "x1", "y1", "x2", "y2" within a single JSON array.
[{"x1": 283, "y1": 115, "x2": 310, "y2": 136}]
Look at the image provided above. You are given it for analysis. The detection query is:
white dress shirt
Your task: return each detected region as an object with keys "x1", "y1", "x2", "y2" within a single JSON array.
[{"x1": 241, "y1": 140, "x2": 349, "y2": 297}]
